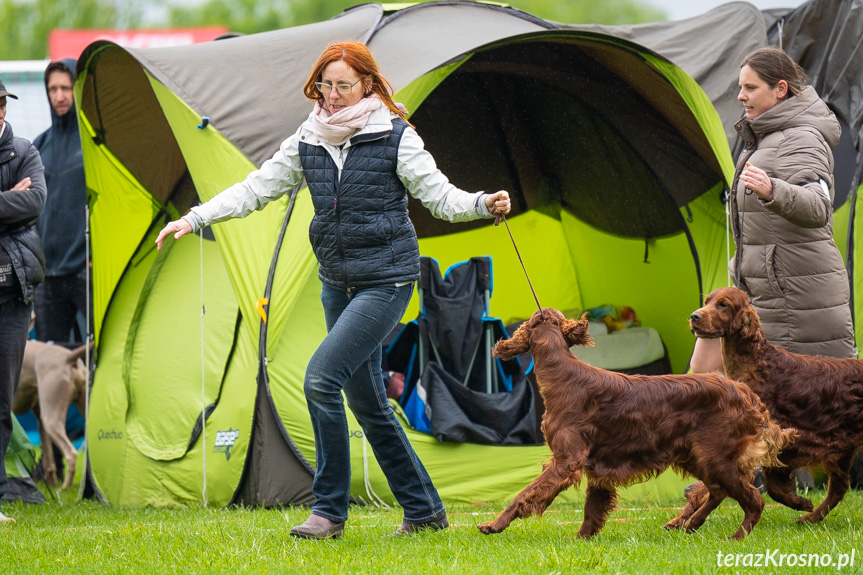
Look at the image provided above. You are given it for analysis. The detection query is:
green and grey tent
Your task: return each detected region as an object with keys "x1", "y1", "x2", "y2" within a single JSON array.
[{"x1": 76, "y1": 1, "x2": 735, "y2": 507}]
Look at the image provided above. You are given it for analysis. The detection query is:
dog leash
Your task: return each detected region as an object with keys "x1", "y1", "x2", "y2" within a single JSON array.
[{"x1": 494, "y1": 213, "x2": 542, "y2": 313}]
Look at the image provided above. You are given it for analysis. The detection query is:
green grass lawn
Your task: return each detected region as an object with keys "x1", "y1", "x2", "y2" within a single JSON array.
[{"x1": 2, "y1": 467, "x2": 862, "y2": 574}]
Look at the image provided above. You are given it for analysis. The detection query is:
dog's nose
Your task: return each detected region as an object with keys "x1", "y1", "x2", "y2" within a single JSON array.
[{"x1": 690, "y1": 312, "x2": 702, "y2": 322}]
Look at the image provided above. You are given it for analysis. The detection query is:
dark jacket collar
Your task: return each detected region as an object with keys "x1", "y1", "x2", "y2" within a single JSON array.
[{"x1": 0, "y1": 122, "x2": 16, "y2": 163}]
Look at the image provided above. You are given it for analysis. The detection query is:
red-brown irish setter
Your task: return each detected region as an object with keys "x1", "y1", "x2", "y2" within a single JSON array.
[
  {"x1": 680, "y1": 286, "x2": 863, "y2": 524},
  {"x1": 477, "y1": 308, "x2": 795, "y2": 540}
]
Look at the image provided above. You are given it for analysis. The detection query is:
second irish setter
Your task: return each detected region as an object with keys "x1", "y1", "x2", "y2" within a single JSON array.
[
  {"x1": 679, "y1": 286, "x2": 863, "y2": 524},
  {"x1": 477, "y1": 308, "x2": 795, "y2": 540}
]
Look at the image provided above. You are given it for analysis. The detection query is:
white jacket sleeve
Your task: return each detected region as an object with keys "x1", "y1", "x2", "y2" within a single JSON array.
[
  {"x1": 396, "y1": 126, "x2": 492, "y2": 222},
  {"x1": 184, "y1": 129, "x2": 305, "y2": 231}
]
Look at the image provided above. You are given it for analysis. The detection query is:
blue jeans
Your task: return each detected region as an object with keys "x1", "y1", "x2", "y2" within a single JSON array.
[
  {"x1": 0, "y1": 297, "x2": 31, "y2": 508},
  {"x1": 305, "y1": 283, "x2": 445, "y2": 523}
]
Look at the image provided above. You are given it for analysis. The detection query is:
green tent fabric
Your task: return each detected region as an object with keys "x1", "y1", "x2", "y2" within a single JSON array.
[
  {"x1": 3, "y1": 414, "x2": 46, "y2": 505},
  {"x1": 7, "y1": 414, "x2": 34, "y2": 460},
  {"x1": 76, "y1": 2, "x2": 743, "y2": 508}
]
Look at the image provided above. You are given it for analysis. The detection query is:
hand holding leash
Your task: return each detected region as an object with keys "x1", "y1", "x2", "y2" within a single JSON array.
[{"x1": 486, "y1": 190, "x2": 510, "y2": 226}]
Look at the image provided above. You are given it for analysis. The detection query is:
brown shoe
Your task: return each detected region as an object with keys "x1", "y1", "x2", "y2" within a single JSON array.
[
  {"x1": 290, "y1": 514, "x2": 345, "y2": 540},
  {"x1": 391, "y1": 513, "x2": 449, "y2": 536}
]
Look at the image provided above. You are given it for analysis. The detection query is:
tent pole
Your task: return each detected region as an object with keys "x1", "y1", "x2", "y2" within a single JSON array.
[
  {"x1": 846, "y1": 162, "x2": 863, "y2": 340},
  {"x1": 84, "y1": 203, "x2": 90, "y2": 420},
  {"x1": 200, "y1": 229, "x2": 207, "y2": 506},
  {"x1": 78, "y1": 203, "x2": 91, "y2": 503}
]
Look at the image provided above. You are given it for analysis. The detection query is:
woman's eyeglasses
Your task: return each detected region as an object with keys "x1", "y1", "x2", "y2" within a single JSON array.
[{"x1": 315, "y1": 79, "x2": 361, "y2": 96}]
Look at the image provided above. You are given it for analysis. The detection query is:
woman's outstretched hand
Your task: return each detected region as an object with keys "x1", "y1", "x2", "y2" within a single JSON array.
[
  {"x1": 155, "y1": 218, "x2": 193, "y2": 251},
  {"x1": 486, "y1": 190, "x2": 511, "y2": 217}
]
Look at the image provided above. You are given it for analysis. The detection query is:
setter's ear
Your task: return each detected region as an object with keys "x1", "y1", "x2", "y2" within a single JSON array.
[
  {"x1": 562, "y1": 314, "x2": 594, "y2": 348},
  {"x1": 494, "y1": 322, "x2": 530, "y2": 360},
  {"x1": 738, "y1": 305, "x2": 761, "y2": 341}
]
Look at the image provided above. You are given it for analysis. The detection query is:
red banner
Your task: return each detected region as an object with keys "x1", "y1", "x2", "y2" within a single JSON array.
[{"x1": 49, "y1": 27, "x2": 229, "y2": 60}]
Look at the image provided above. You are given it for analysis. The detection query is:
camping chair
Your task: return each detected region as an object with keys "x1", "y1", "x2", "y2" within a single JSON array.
[
  {"x1": 416, "y1": 256, "x2": 505, "y2": 394},
  {"x1": 385, "y1": 257, "x2": 538, "y2": 445}
]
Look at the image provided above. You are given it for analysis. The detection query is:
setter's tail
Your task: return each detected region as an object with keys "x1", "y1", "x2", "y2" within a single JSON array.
[
  {"x1": 759, "y1": 422, "x2": 797, "y2": 468},
  {"x1": 738, "y1": 420, "x2": 797, "y2": 474}
]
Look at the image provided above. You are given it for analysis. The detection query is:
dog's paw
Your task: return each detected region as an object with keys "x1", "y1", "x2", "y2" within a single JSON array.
[
  {"x1": 683, "y1": 520, "x2": 705, "y2": 534},
  {"x1": 796, "y1": 511, "x2": 823, "y2": 524},
  {"x1": 477, "y1": 522, "x2": 503, "y2": 535},
  {"x1": 663, "y1": 518, "x2": 685, "y2": 531},
  {"x1": 60, "y1": 475, "x2": 75, "y2": 491},
  {"x1": 44, "y1": 472, "x2": 59, "y2": 488}
]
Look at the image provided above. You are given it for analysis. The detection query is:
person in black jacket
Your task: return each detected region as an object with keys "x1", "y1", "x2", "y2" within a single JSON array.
[
  {"x1": 33, "y1": 59, "x2": 89, "y2": 345},
  {"x1": 0, "y1": 80, "x2": 47, "y2": 525}
]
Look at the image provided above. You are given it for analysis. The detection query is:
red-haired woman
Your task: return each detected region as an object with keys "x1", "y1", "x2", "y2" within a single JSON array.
[{"x1": 156, "y1": 41, "x2": 510, "y2": 539}]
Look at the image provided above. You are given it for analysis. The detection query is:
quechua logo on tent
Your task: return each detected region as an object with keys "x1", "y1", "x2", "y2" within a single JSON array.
[{"x1": 214, "y1": 428, "x2": 240, "y2": 461}]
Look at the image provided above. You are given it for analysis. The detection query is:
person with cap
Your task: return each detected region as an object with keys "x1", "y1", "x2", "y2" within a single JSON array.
[
  {"x1": 0, "y1": 79, "x2": 48, "y2": 525},
  {"x1": 33, "y1": 59, "x2": 90, "y2": 346}
]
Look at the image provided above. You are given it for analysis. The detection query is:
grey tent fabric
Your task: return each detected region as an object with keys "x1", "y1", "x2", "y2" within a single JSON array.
[
  {"x1": 566, "y1": 2, "x2": 769, "y2": 145},
  {"x1": 80, "y1": 5, "x2": 384, "y2": 171},
  {"x1": 231, "y1": 380, "x2": 314, "y2": 508},
  {"x1": 366, "y1": 2, "x2": 553, "y2": 89},
  {"x1": 1, "y1": 477, "x2": 46, "y2": 505},
  {"x1": 774, "y1": 0, "x2": 863, "y2": 150},
  {"x1": 76, "y1": 2, "x2": 727, "y2": 164}
]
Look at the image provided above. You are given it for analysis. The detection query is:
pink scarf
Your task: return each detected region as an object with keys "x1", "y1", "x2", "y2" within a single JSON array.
[{"x1": 309, "y1": 94, "x2": 384, "y2": 146}]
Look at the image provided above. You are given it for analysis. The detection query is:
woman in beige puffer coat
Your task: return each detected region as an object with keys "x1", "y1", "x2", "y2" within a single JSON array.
[{"x1": 692, "y1": 47, "x2": 856, "y2": 372}]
